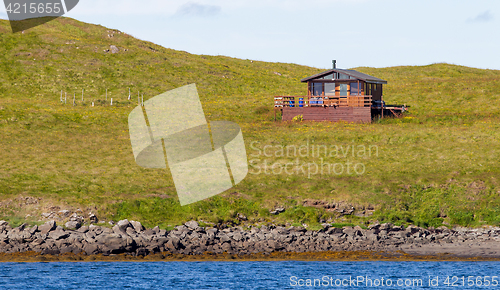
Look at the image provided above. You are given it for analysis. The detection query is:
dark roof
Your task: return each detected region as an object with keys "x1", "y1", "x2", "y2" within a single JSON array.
[{"x1": 301, "y1": 69, "x2": 387, "y2": 84}]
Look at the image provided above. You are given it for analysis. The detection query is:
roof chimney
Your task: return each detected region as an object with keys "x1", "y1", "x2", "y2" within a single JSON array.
[{"x1": 332, "y1": 60, "x2": 337, "y2": 69}]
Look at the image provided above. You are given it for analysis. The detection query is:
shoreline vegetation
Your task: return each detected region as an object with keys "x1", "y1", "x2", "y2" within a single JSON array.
[
  {"x1": 2, "y1": 251, "x2": 499, "y2": 263},
  {"x1": 1, "y1": 219, "x2": 500, "y2": 262},
  {"x1": 1, "y1": 17, "x2": 500, "y2": 239}
]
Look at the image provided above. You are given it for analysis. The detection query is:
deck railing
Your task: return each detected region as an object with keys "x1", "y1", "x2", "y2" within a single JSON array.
[{"x1": 274, "y1": 96, "x2": 372, "y2": 108}]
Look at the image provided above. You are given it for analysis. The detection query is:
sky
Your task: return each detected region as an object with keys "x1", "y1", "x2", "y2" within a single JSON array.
[{"x1": 1, "y1": 0, "x2": 499, "y2": 70}]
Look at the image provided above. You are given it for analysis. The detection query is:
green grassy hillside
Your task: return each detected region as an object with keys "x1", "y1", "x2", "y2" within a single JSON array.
[{"x1": 1, "y1": 17, "x2": 500, "y2": 229}]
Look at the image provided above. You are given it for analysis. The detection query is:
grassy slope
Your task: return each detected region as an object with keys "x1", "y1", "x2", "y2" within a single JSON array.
[{"x1": 1, "y1": 18, "x2": 500, "y2": 229}]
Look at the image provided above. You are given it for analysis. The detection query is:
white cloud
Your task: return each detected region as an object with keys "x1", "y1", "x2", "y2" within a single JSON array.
[
  {"x1": 175, "y1": 2, "x2": 221, "y2": 17},
  {"x1": 467, "y1": 10, "x2": 494, "y2": 23}
]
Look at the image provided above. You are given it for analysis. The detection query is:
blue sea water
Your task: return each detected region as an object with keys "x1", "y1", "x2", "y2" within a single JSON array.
[{"x1": 0, "y1": 261, "x2": 499, "y2": 289}]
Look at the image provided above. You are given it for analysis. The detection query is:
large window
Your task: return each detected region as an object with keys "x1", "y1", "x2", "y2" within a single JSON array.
[
  {"x1": 339, "y1": 84, "x2": 348, "y2": 96},
  {"x1": 350, "y1": 82, "x2": 359, "y2": 95},
  {"x1": 312, "y1": 82, "x2": 323, "y2": 96},
  {"x1": 322, "y1": 74, "x2": 333, "y2": 80},
  {"x1": 325, "y1": 83, "x2": 335, "y2": 96}
]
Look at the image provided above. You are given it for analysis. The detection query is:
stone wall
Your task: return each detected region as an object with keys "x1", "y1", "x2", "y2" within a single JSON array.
[{"x1": 1, "y1": 220, "x2": 499, "y2": 258}]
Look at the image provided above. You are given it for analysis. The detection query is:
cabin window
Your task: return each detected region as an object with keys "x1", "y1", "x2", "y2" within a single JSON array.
[
  {"x1": 325, "y1": 83, "x2": 335, "y2": 96},
  {"x1": 366, "y1": 83, "x2": 372, "y2": 95},
  {"x1": 337, "y1": 73, "x2": 355, "y2": 80},
  {"x1": 339, "y1": 84, "x2": 348, "y2": 96},
  {"x1": 312, "y1": 82, "x2": 323, "y2": 96},
  {"x1": 322, "y1": 74, "x2": 333, "y2": 80},
  {"x1": 350, "y1": 82, "x2": 359, "y2": 95}
]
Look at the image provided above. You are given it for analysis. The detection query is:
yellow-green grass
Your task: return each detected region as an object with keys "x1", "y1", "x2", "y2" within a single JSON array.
[{"x1": 1, "y1": 17, "x2": 500, "y2": 228}]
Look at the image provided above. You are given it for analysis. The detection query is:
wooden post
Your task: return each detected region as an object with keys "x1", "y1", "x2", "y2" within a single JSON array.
[
  {"x1": 357, "y1": 80, "x2": 360, "y2": 106},
  {"x1": 111, "y1": 98, "x2": 113, "y2": 106},
  {"x1": 65, "y1": 92, "x2": 67, "y2": 104},
  {"x1": 92, "y1": 101, "x2": 94, "y2": 107},
  {"x1": 128, "y1": 88, "x2": 131, "y2": 100},
  {"x1": 381, "y1": 85, "x2": 384, "y2": 119},
  {"x1": 60, "y1": 90, "x2": 63, "y2": 102},
  {"x1": 141, "y1": 94, "x2": 144, "y2": 106}
]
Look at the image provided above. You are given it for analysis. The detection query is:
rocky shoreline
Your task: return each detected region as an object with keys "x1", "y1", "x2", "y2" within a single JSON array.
[{"x1": 1, "y1": 220, "x2": 500, "y2": 259}]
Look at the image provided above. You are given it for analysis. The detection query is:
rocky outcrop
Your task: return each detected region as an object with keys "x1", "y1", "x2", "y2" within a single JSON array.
[{"x1": 0, "y1": 220, "x2": 499, "y2": 257}]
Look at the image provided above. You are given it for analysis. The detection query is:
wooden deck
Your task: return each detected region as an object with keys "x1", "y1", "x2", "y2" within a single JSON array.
[
  {"x1": 274, "y1": 95, "x2": 372, "y2": 108},
  {"x1": 274, "y1": 95, "x2": 372, "y2": 122}
]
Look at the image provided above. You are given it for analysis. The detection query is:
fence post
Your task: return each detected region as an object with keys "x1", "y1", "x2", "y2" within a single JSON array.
[
  {"x1": 65, "y1": 92, "x2": 67, "y2": 104},
  {"x1": 111, "y1": 98, "x2": 113, "y2": 106},
  {"x1": 128, "y1": 88, "x2": 131, "y2": 100}
]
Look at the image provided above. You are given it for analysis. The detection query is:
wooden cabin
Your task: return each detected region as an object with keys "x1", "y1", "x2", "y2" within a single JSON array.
[{"x1": 274, "y1": 62, "x2": 405, "y2": 122}]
